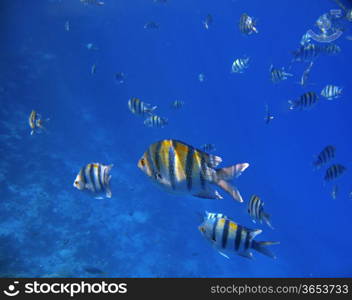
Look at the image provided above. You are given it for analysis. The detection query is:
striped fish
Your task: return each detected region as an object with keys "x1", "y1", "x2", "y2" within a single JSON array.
[
  {"x1": 321, "y1": 43, "x2": 341, "y2": 55},
  {"x1": 199, "y1": 217, "x2": 279, "y2": 259},
  {"x1": 128, "y1": 98, "x2": 157, "y2": 116},
  {"x1": 324, "y1": 164, "x2": 346, "y2": 181},
  {"x1": 201, "y1": 143, "x2": 216, "y2": 152},
  {"x1": 247, "y1": 195, "x2": 273, "y2": 229},
  {"x1": 239, "y1": 13, "x2": 258, "y2": 35},
  {"x1": 73, "y1": 163, "x2": 113, "y2": 198},
  {"x1": 231, "y1": 57, "x2": 250, "y2": 73},
  {"x1": 28, "y1": 110, "x2": 48, "y2": 135},
  {"x1": 292, "y1": 43, "x2": 319, "y2": 62},
  {"x1": 288, "y1": 91, "x2": 319, "y2": 110},
  {"x1": 313, "y1": 145, "x2": 336, "y2": 168},
  {"x1": 269, "y1": 65, "x2": 293, "y2": 83},
  {"x1": 144, "y1": 115, "x2": 168, "y2": 128},
  {"x1": 171, "y1": 100, "x2": 184, "y2": 109},
  {"x1": 205, "y1": 211, "x2": 228, "y2": 220},
  {"x1": 137, "y1": 140, "x2": 249, "y2": 202},
  {"x1": 320, "y1": 85, "x2": 343, "y2": 100},
  {"x1": 80, "y1": 0, "x2": 104, "y2": 6}
]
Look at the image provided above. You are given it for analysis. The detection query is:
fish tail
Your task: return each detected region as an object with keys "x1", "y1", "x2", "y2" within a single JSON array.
[
  {"x1": 104, "y1": 164, "x2": 113, "y2": 198},
  {"x1": 215, "y1": 163, "x2": 249, "y2": 202},
  {"x1": 288, "y1": 100, "x2": 295, "y2": 110},
  {"x1": 251, "y1": 240, "x2": 279, "y2": 259},
  {"x1": 262, "y1": 212, "x2": 274, "y2": 229}
]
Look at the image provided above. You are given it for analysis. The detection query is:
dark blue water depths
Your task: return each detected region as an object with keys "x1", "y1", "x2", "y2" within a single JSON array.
[{"x1": 0, "y1": 0, "x2": 352, "y2": 278}]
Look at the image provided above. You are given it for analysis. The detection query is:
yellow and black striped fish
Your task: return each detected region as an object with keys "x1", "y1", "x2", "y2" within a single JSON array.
[
  {"x1": 248, "y1": 195, "x2": 273, "y2": 229},
  {"x1": 73, "y1": 163, "x2": 113, "y2": 198},
  {"x1": 199, "y1": 216, "x2": 279, "y2": 259},
  {"x1": 269, "y1": 65, "x2": 293, "y2": 83},
  {"x1": 137, "y1": 139, "x2": 249, "y2": 202},
  {"x1": 171, "y1": 100, "x2": 184, "y2": 109},
  {"x1": 324, "y1": 164, "x2": 346, "y2": 181},
  {"x1": 313, "y1": 145, "x2": 336, "y2": 168},
  {"x1": 128, "y1": 97, "x2": 157, "y2": 116}
]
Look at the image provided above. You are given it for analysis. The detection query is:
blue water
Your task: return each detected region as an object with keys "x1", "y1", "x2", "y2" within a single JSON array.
[{"x1": 1, "y1": 0, "x2": 352, "y2": 278}]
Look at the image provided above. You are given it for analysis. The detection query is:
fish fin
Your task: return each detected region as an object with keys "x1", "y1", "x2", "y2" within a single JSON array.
[
  {"x1": 288, "y1": 100, "x2": 295, "y2": 110},
  {"x1": 216, "y1": 179, "x2": 243, "y2": 202},
  {"x1": 262, "y1": 212, "x2": 274, "y2": 229},
  {"x1": 251, "y1": 240, "x2": 280, "y2": 259},
  {"x1": 249, "y1": 229, "x2": 262, "y2": 240},
  {"x1": 216, "y1": 163, "x2": 249, "y2": 180},
  {"x1": 204, "y1": 154, "x2": 222, "y2": 168},
  {"x1": 218, "y1": 251, "x2": 230, "y2": 259},
  {"x1": 239, "y1": 251, "x2": 253, "y2": 259},
  {"x1": 193, "y1": 190, "x2": 223, "y2": 200},
  {"x1": 105, "y1": 187, "x2": 112, "y2": 198},
  {"x1": 95, "y1": 196, "x2": 104, "y2": 200},
  {"x1": 30, "y1": 130, "x2": 34, "y2": 135}
]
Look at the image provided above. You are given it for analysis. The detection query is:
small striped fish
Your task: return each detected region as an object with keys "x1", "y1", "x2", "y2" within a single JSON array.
[
  {"x1": 239, "y1": 13, "x2": 258, "y2": 35},
  {"x1": 138, "y1": 140, "x2": 249, "y2": 202},
  {"x1": 321, "y1": 85, "x2": 343, "y2": 100},
  {"x1": 288, "y1": 91, "x2": 319, "y2": 110},
  {"x1": 321, "y1": 44, "x2": 341, "y2": 55},
  {"x1": 205, "y1": 211, "x2": 228, "y2": 220},
  {"x1": 231, "y1": 57, "x2": 250, "y2": 73},
  {"x1": 128, "y1": 98, "x2": 157, "y2": 116},
  {"x1": 144, "y1": 115, "x2": 168, "y2": 128},
  {"x1": 269, "y1": 65, "x2": 293, "y2": 83},
  {"x1": 199, "y1": 216, "x2": 279, "y2": 259},
  {"x1": 247, "y1": 195, "x2": 273, "y2": 229},
  {"x1": 313, "y1": 145, "x2": 336, "y2": 168},
  {"x1": 28, "y1": 110, "x2": 49, "y2": 135},
  {"x1": 324, "y1": 164, "x2": 346, "y2": 181},
  {"x1": 292, "y1": 43, "x2": 320, "y2": 62},
  {"x1": 171, "y1": 100, "x2": 184, "y2": 109},
  {"x1": 73, "y1": 163, "x2": 113, "y2": 198},
  {"x1": 201, "y1": 143, "x2": 216, "y2": 152}
]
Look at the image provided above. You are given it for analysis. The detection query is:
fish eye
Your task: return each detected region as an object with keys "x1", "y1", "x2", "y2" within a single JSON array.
[
  {"x1": 75, "y1": 181, "x2": 78, "y2": 185},
  {"x1": 140, "y1": 158, "x2": 145, "y2": 166}
]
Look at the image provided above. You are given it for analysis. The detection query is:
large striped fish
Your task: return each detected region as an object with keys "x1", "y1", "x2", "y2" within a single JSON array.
[
  {"x1": 128, "y1": 98, "x2": 157, "y2": 116},
  {"x1": 199, "y1": 216, "x2": 279, "y2": 259},
  {"x1": 137, "y1": 140, "x2": 249, "y2": 202},
  {"x1": 73, "y1": 163, "x2": 113, "y2": 198}
]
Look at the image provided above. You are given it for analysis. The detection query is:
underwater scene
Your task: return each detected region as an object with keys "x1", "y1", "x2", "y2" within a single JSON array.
[{"x1": 1, "y1": 0, "x2": 352, "y2": 278}]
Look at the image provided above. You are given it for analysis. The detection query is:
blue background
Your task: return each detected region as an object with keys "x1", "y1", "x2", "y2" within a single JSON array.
[{"x1": 0, "y1": 0, "x2": 351, "y2": 277}]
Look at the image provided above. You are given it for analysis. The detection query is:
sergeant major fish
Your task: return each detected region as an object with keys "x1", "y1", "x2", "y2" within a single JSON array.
[
  {"x1": 313, "y1": 145, "x2": 336, "y2": 169},
  {"x1": 320, "y1": 85, "x2": 343, "y2": 100},
  {"x1": 248, "y1": 195, "x2": 273, "y2": 229},
  {"x1": 204, "y1": 211, "x2": 228, "y2": 220},
  {"x1": 269, "y1": 64, "x2": 293, "y2": 83},
  {"x1": 28, "y1": 110, "x2": 49, "y2": 135},
  {"x1": 264, "y1": 104, "x2": 274, "y2": 124},
  {"x1": 288, "y1": 91, "x2": 319, "y2": 110},
  {"x1": 128, "y1": 98, "x2": 157, "y2": 116},
  {"x1": 171, "y1": 100, "x2": 184, "y2": 109},
  {"x1": 324, "y1": 164, "x2": 346, "y2": 181},
  {"x1": 137, "y1": 140, "x2": 249, "y2": 202},
  {"x1": 231, "y1": 57, "x2": 250, "y2": 73},
  {"x1": 144, "y1": 115, "x2": 168, "y2": 128},
  {"x1": 198, "y1": 216, "x2": 279, "y2": 259},
  {"x1": 73, "y1": 163, "x2": 113, "y2": 198},
  {"x1": 239, "y1": 13, "x2": 258, "y2": 35}
]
